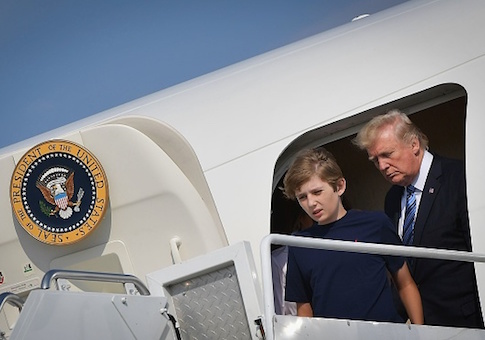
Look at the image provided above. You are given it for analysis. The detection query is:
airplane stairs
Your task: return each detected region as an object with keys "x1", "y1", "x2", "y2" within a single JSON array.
[{"x1": 0, "y1": 270, "x2": 181, "y2": 340}]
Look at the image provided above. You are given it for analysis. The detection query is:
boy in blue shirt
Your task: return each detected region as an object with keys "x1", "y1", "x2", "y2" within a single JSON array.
[{"x1": 283, "y1": 148, "x2": 423, "y2": 324}]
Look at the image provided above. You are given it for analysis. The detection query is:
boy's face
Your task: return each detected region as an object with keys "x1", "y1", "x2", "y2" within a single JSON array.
[{"x1": 295, "y1": 174, "x2": 345, "y2": 225}]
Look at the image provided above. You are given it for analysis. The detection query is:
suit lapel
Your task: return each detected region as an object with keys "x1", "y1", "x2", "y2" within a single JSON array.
[
  {"x1": 414, "y1": 157, "x2": 442, "y2": 245},
  {"x1": 386, "y1": 186, "x2": 403, "y2": 234}
]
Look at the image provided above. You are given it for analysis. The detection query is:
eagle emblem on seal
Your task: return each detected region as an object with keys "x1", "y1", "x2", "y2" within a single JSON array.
[{"x1": 36, "y1": 166, "x2": 83, "y2": 219}]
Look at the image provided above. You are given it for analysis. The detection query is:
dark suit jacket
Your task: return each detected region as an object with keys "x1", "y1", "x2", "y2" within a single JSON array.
[{"x1": 385, "y1": 154, "x2": 484, "y2": 328}]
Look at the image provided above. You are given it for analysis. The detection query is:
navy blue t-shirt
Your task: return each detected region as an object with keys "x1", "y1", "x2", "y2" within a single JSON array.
[{"x1": 286, "y1": 209, "x2": 405, "y2": 322}]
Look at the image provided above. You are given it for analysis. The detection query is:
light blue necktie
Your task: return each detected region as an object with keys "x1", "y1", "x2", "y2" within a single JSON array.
[{"x1": 402, "y1": 185, "x2": 416, "y2": 245}]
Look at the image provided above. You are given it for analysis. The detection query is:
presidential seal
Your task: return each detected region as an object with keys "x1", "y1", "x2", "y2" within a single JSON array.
[{"x1": 10, "y1": 140, "x2": 109, "y2": 245}]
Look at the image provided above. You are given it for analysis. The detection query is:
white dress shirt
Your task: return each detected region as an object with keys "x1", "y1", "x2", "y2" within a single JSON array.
[
  {"x1": 398, "y1": 150, "x2": 433, "y2": 240},
  {"x1": 271, "y1": 245, "x2": 297, "y2": 315}
]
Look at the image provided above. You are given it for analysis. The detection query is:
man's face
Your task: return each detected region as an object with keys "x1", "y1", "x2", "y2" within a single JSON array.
[
  {"x1": 295, "y1": 174, "x2": 345, "y2": 225},
  {"x1": 366, "y1": 125, "x2": 421, "y2": 187}
]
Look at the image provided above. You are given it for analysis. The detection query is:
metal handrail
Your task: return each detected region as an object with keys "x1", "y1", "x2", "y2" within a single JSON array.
[
  {"x1": 0, "y1": 292, "x2": 24, "y2": 313},
  {"x1": 260, "y1": 233, "x2": 485, "y2": 340},
  {"x1": 41, "y1": 269, "x2": 151, "y2": 296}
]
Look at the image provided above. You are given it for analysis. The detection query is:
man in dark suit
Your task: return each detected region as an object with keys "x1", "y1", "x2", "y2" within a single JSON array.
[{"x1": 353, "y1": 109, "x2": 483, "y2": 328}]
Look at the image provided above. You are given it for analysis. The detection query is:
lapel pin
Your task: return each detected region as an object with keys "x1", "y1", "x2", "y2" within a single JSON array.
[{"x1": 429, "y1": 188, "x2": 435, "y2": 194}]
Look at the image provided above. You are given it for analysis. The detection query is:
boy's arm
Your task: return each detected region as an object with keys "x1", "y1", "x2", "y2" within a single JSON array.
[
  {"x1": 297, "y1": 302, "x2": 313, "y2": 317},
  {"x1": 392, "y1": 262, "x2": 424, "y2": 324}
]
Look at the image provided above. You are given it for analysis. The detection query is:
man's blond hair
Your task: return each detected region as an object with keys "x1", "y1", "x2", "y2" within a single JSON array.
[{"x1": 352, "y1": 109, "x2": 429, "y2": 150}]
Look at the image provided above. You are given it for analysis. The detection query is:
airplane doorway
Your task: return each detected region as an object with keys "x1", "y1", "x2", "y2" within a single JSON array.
[{"x1": 271, "y1": 84, "x2": 466, "y2": 235}]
